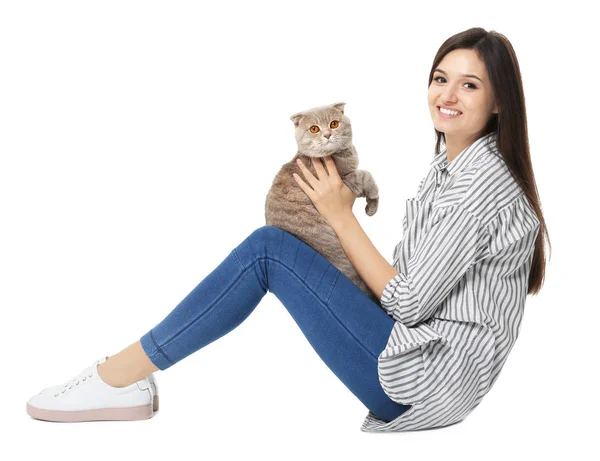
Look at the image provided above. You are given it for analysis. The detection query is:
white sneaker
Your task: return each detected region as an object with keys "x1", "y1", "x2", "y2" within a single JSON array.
[
  {"x1": 147, "y1": 372, "x2": 159, "y2": 412},
  {"x1": 26, "y1": 356, "x2": 155, "y2": 422}
]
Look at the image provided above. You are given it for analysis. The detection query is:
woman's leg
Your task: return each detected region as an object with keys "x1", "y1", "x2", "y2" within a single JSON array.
[{"x1": 138, "y1": 225, "x2": 411, "y2": 422}]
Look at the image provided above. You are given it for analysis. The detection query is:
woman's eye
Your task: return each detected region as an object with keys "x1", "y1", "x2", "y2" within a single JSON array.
[
  {"x1": 309, "y1": 125, "x2": 320, "y2": 133},
  {"x1": 434, "y1": 76, "x2": 477, "y2": 89},
  {"x1": 330, "y1": 120, "x2": 339, "y2": 129}
]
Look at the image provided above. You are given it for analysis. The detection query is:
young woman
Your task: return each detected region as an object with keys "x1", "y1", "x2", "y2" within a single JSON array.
[{"x1": 26, "y1": 27, "x2": 549, "y2": 432}]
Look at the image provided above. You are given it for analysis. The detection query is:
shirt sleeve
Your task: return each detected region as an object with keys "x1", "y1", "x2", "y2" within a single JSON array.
[{"x1": 380, "y1": 204, "x2": 488, "y2": 327}]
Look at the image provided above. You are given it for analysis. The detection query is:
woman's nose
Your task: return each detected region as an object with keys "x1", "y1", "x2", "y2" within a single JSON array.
[{"x1": 442, "y1": 83, "x2": 458, "y2": 102}]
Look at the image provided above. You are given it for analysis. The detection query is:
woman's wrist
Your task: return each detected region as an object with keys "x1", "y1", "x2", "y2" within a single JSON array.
[{"x1": 329, "y1": 211, "x2": 357, "y2": 235}]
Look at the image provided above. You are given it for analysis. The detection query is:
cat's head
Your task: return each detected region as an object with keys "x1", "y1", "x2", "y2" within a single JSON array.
[{"x1": 290, "y1": 102, "x2": 352, "y2": 157}]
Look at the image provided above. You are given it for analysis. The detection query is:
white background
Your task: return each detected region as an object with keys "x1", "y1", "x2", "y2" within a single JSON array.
[{"x1": 2, "y1": 1, "x2": 597, "y2": 459}]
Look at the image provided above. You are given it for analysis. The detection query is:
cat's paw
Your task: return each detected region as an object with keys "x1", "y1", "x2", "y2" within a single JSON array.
[{"x1": 365, "y1": 196, "x2": 379, "y2": 216}]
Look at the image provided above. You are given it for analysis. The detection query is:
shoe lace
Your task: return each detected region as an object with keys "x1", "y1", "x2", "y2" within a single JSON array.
[{"x1": 54, "y1": 368, "x2": 94, "y2": 397}]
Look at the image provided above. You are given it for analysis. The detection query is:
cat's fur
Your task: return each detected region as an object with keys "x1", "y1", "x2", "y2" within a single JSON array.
[{"x1": 264, "y1": 102, "x2": 381, "y2": 305}]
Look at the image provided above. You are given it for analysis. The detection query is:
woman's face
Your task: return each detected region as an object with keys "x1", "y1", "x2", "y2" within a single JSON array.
[{"x1": 428, "y1": 48, "x2": 498, "y2": 139}]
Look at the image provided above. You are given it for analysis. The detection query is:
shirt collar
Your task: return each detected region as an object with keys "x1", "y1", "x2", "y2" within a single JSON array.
[{"x1": 430, "y1": 132, "x2": 498, "y2": 177}]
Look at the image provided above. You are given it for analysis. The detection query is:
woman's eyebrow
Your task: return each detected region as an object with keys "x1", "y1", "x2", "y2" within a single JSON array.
[{"x1": 434, "y1": 68, "x2": 483, "y2": 83}]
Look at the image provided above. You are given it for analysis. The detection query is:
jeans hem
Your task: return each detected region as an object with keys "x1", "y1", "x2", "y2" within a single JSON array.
[{"x1": 140, "y1": 329, "x2": 175, "y2": 371}]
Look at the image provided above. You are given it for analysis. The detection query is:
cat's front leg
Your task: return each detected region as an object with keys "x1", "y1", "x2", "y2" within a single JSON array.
[{"x1": 343, "y1": 170, "x2": 379, "y2": 216}]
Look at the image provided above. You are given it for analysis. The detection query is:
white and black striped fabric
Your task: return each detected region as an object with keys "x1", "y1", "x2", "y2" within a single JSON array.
[{"x1": 361, "y1": 132, "x2": 540, "y2": 432}]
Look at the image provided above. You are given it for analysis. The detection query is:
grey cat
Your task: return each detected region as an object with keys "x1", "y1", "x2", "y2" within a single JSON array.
[{"x1": 264, "y1": 102, "x2": 381, "y2": 305}]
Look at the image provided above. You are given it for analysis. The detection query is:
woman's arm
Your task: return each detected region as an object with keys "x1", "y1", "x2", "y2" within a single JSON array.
[
  {"x1": 376, "y1": 205, "x2": 485, "y2": 327},
  {"x1": 292, "y1": 155, "x2": 399, "y2": 301},
  {"x1": 330, "y1": 213, "x2": 399, "y2": 301}
]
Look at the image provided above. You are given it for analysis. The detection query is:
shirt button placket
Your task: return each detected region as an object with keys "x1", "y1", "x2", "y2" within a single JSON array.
[{"x1": 433, "y1": 166, "x2": 444, "y2": 200}]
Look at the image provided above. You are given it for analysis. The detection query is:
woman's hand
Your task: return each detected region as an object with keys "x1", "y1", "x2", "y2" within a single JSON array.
[{"x1": 293, "y1": 155, "x2": 356, "y2": 228}]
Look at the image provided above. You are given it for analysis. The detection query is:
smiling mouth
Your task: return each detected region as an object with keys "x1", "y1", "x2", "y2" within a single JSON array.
[{"x1": 437, "y1": 106, "x2": 462, "y2": 116}]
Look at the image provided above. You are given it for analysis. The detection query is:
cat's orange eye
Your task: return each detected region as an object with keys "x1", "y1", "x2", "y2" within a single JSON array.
[
  {"x1": 330, "y1": 120, "x2": 339, "y2": 129},
  {"x1": 309, "y1": 125, "x2": 320, "y2": 133}
]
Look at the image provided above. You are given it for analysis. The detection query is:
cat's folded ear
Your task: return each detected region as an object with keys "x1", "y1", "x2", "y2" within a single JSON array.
[
  {"x1": 290, "y1": 112, "x2": 306, "y2": 128},
  {"x1": 330, "y1": 102, "x2": 346, "y2": 114}
]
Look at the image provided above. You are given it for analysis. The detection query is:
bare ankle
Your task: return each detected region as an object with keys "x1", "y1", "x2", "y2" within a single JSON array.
[
  {"x1": 97, "y1": 340, "x2": 160, "y2": 388},
  {"x1": 97, "y1": 362, "x2": 132, "y2": 388}
]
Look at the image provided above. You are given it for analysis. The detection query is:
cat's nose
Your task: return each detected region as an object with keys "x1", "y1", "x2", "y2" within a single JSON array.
[{"x1": 324, "y1": 133, "x2": 331, "y2": 139}]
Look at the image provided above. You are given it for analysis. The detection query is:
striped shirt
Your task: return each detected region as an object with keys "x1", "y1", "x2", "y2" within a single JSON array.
[{"x1": 361, "y1": 132, "x2": 540, "y2": 432}]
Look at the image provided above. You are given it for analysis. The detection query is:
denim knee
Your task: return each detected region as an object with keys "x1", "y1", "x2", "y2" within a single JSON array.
[
  {"x1": 249, "y1": 225, "x2": 285, "y2": 246},
  {"x1": 234, "y1": 226, "x2": 286, "y2": 271},
  {"x1": 247, "y1": 226, "x2": 286, "y2": 258}
]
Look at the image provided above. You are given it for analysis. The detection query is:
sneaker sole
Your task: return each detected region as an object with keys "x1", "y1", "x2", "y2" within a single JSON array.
[{"x1": 26, "y1": 402, "x2": 154, "y2": 422}]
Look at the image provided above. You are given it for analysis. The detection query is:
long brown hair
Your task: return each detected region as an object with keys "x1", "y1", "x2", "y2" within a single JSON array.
[{"x1": 428, "y1": 27, "x2": 550, "y2": 295}]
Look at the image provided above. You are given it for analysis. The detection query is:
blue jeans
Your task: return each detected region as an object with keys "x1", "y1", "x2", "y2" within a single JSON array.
[{"x1": 140, "y1": 226, "x2": 411, "y2": 422}]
